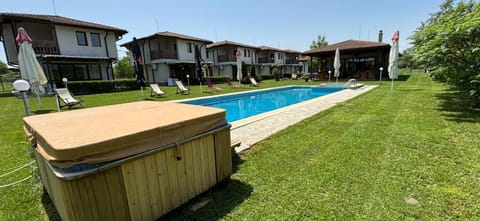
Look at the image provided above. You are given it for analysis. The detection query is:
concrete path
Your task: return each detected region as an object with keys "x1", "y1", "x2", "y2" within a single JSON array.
[{"x1": 231, "y1": 85, "x2": 377, "y2": 153}]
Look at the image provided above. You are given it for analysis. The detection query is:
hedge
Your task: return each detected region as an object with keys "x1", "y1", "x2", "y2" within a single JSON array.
[{"x1": 65, "y1": 79, "x2": 138, "y2": 95}]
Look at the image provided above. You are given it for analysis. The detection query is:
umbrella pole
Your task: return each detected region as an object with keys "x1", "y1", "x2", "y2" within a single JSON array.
[
  {"x1": 55, "y1": 94, "x2": 60, "y2": 112},
  {"x1": 140, "y1": 86, "x2": 144, "y2": 98},
  {"x1": 36, "y1": 93, "x2": 43, "y2": 110},
  {"x1": 21, "y1": 91, "x2": 31, "y2": 116}
]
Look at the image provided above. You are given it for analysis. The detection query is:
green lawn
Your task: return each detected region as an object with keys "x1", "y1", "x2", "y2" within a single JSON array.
[{"x1": 1, "y1": 72, "x2": 479, "y2": 220}]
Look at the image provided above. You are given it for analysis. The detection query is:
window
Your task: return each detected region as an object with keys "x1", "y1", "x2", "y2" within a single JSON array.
[
  {"x1": 248, "y1": 50, "x2": 251, "y2": 57},
  {"x1": 206, "y1": 51, "x2": 210, "y2": 58},
  {"x1": 187, "y1": 43, "x2": 192, "y2": 53},
  {"x1": 244, "y1": 49, "x2": 247, "y2": 56},
  {"x1": 88, "y1": 64, "x2": 102, "y2": 79},
  {"x1": 74, "y1": 64, "x2": 89, "y2": 79},
  {"x1": 76, "y1": 31, "x2": 88, "y2": 46},
  {"x1": 90, "y1": 33, "x2": 101, "y2": 47}
]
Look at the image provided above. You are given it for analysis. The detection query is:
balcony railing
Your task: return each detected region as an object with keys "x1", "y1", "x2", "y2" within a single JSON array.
[
  {"x1": 285, "y1": 59, "x2": 297, "y2": 64},
  {"x1": 258, "y1": 57, "x2": 274, "y2": 63},
  {"x1": 32, "y1": 40, "x2": 59, "y2": 55},
  {"x1": 150, "y1": 50, "x2": 178, "y2": 60},
  {"x1": 217, "y1": 54, "x2": 236, "y2": 62}
]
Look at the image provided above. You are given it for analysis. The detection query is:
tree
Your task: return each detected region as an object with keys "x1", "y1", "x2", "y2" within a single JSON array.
[
  {"x1": 309, "y1": 35, "x2": 329, "y2": 72},
  {"x1": 410, "y1": 0, "x2": 480, "y2": 103},
  {"x1": 271, "y1": 65, "x2": 281, "y2": 81},
  {"x1": 0, "y1": 61, "x2": 7, "y2": 75},
  {"x1": 398, "y1": 48, "x2": 418, "y2": 70},
  {"x1": 310, "y1": 35, "x2": 328, "y2": 49},
  {"x1": 113, "y1": 54, "x2": 134, "y2": 79}
]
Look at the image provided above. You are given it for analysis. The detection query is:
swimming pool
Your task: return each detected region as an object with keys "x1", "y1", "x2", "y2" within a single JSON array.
[{"x1": 182, "y1": 86, "x2": 343, "y2": 122}]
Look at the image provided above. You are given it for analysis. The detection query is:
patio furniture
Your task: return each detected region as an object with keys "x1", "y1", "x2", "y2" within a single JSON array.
[
  {"x1": 55, "y1": 88, "x2": 83, "y2": 108},
  {"x1": 149, "y1": 84, "x2": 166, "y2": 97},
  {"x1": 249, "y1": 77, "x2": 259, "y2": 86},
  {"x1": 206, "y1": 78, "x2": 222, "y2": 91},
  {"x1": 226, "y1": 77, "x2": 240, "y2": 88},
  {"x1": 175, "y1": 80, "x2": 190, "y2": 94}
]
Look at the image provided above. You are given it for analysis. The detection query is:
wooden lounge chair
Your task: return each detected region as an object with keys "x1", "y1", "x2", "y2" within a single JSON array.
[
  {"x1": 291, "y1": 73, "x2": 298, "y2": 80},
  {"x1": 175, "y1": 80, "x2": 190, "y2": 94},
  {"x1": 56, "y1": 88, "x2": 83, "y2": 108},
  {"x1": 226, "y1": 77, "x2": 240, "y2": 88},
  {"x1": 249, "y1": 77, "x2": 259, "y2": 87},
  {"x1": 205, "y1": 78, "x2": 222, "y2": 92},
  {"x1": 150, "y1": 84, "x2": 166, "y2": 97}
]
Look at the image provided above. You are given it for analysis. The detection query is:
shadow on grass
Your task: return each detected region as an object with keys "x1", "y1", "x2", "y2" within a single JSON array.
[
  {"x1": 161, "y1": 179, "x2": 252, "y2": 221},
  {"x1": 435, "y1": 89, "x2": 480, "y2": 123},
  {"x1": 161, "y1": 151, "x2": 251, "y2": 221},
  {"x1": 41, "y1": 189, "x2": 62, "y2": 221},
  {"x1": 32, "y1": 109, "x2": 56, "y2": 114},
  {"x1": 397, "y1": 74, "x2": 411, "y2": 81}
]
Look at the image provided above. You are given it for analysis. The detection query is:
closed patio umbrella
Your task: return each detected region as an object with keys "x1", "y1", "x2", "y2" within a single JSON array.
[
  {"x1": 194, "y1": 45, "x2": 203, "y2": 91},
  {"x1": 16, "y1": 27, "x2": 48, "y2": 109},
  {"x1": 334, "y1": 48, "x2": 341, "y2": 83},
  {"x1": 388, "y1": 30, "x2": 399, "y2": 90},
  {"x1": 131, "y1": 38, "x2": 146, "y2": 97},
  {"x1": 236, "y1": 48, "x2": 242, "y2": 84}
]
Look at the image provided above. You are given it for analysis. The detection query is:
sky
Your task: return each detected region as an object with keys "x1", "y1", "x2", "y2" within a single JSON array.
[{"x1": 1, "y1": 0, "x2": 445, "y2": 64}]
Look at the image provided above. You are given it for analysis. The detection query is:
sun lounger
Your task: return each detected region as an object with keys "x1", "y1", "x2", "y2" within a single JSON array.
[
  {"x1": 226, "y1": 77, "x2": 240, "y2": 88},
  {"x1": 249, "y1": 77, "x2": 259, "y2": 87},
  {"x1": 150, "y1": 84, "x2": 166, "y2": 97},
  {"x1": 55, "y1": 88, "x2": 83, "y2": 108},
  {"x1": 206, "y1": 78, "x2": 222, "y2": 91},
  {"x1": 175, "y1": 80, "x2": 190, "y2": 94},
  {"x1": 291, "y1": 73, "x2": 298, "y2": 80}
]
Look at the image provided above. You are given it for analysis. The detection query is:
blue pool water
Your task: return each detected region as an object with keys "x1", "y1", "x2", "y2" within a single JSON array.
[{"x1": 182, "y1": 86, "x2": 343, "y2": 122}]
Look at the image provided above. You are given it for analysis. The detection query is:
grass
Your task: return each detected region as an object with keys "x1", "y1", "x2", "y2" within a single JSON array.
[{"x1": 1, "y1": 72, "x2": 480, "y2": 220}]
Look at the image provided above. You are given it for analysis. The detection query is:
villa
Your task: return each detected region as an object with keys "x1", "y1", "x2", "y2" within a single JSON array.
[
  {"x1": 206, "y1": 40, "x2": 258, "y2": 81},
  {"x1": 0, "y1": 13, "x2": 127, "y2": 88},
  {"x1": 120, "y1": 31, "x2": 212, "y2": 86}
]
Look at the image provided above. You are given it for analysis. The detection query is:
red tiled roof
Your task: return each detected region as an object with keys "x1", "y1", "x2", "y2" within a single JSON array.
[
  {"x1": 283, "y1": 49, "x2": 302, "y2": 54},
  {"x1": 258, "y1": 45, "x2": 281, "y2": 51},
  {"x1": 304, "y1": 40, "x2": 390, "y2": 55},
  {"x1": 297, "y1": 56, "x2": 310, "y2": 61},
  {"x1": 207, "y1": 40, "x2": 258, "y2": 49},
  {"x1": 0, "y1": 13, "x2": 127, "y2": 34},
  {"x1": 152, "y1": 31, "x2": 213, "y2": 43},
  {"x1": 122, "y1": 31, "x2": 213, "y2": 47}
]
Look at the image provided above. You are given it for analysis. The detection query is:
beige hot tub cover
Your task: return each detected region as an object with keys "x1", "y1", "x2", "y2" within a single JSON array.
[{"x1": 23, "y1": 101, "x2": 227, "y2": 168}]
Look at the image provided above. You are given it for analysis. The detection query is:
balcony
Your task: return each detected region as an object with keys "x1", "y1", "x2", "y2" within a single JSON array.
[
  {"x1": 285, "y1": 59, "x2": 297, "y2": 64},
  {"x1": 32, "y1": 40, "x2": 59, "y2": 55},
  {"x1": 150, "y1": 50, "x2": 178, "y2": 60},
  {"x1": 217, "y1": 54, "x2": 236, "y2": 62},
  {"x1": 258, "y1": 57, "x2": 274, "y2": 64}
]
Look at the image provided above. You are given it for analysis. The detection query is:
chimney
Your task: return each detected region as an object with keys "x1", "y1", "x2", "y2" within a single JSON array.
[{"x1": 378, "y1": 30, "x2": 383, "y2": 42}]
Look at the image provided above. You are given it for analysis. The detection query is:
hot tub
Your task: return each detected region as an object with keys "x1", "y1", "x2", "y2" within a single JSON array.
[{"x1": 23, "y1": 101, "x2": 232, "y2": 221}]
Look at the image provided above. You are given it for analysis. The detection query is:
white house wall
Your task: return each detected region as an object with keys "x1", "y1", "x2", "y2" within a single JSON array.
[
  {"x1": 55, "y1": 25, "x2": 118, "y2": 58},
  {"x1": 153, "y1": 63, "x2": 170, "y2": 83},
  {"x1": 176, "y1": 39, "x2": 208, "y2": 62}
]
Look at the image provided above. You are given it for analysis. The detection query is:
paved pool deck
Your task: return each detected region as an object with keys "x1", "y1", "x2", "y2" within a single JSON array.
[{"x1": 230, "y1": 85, "x2": 377, "y2": 153}]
